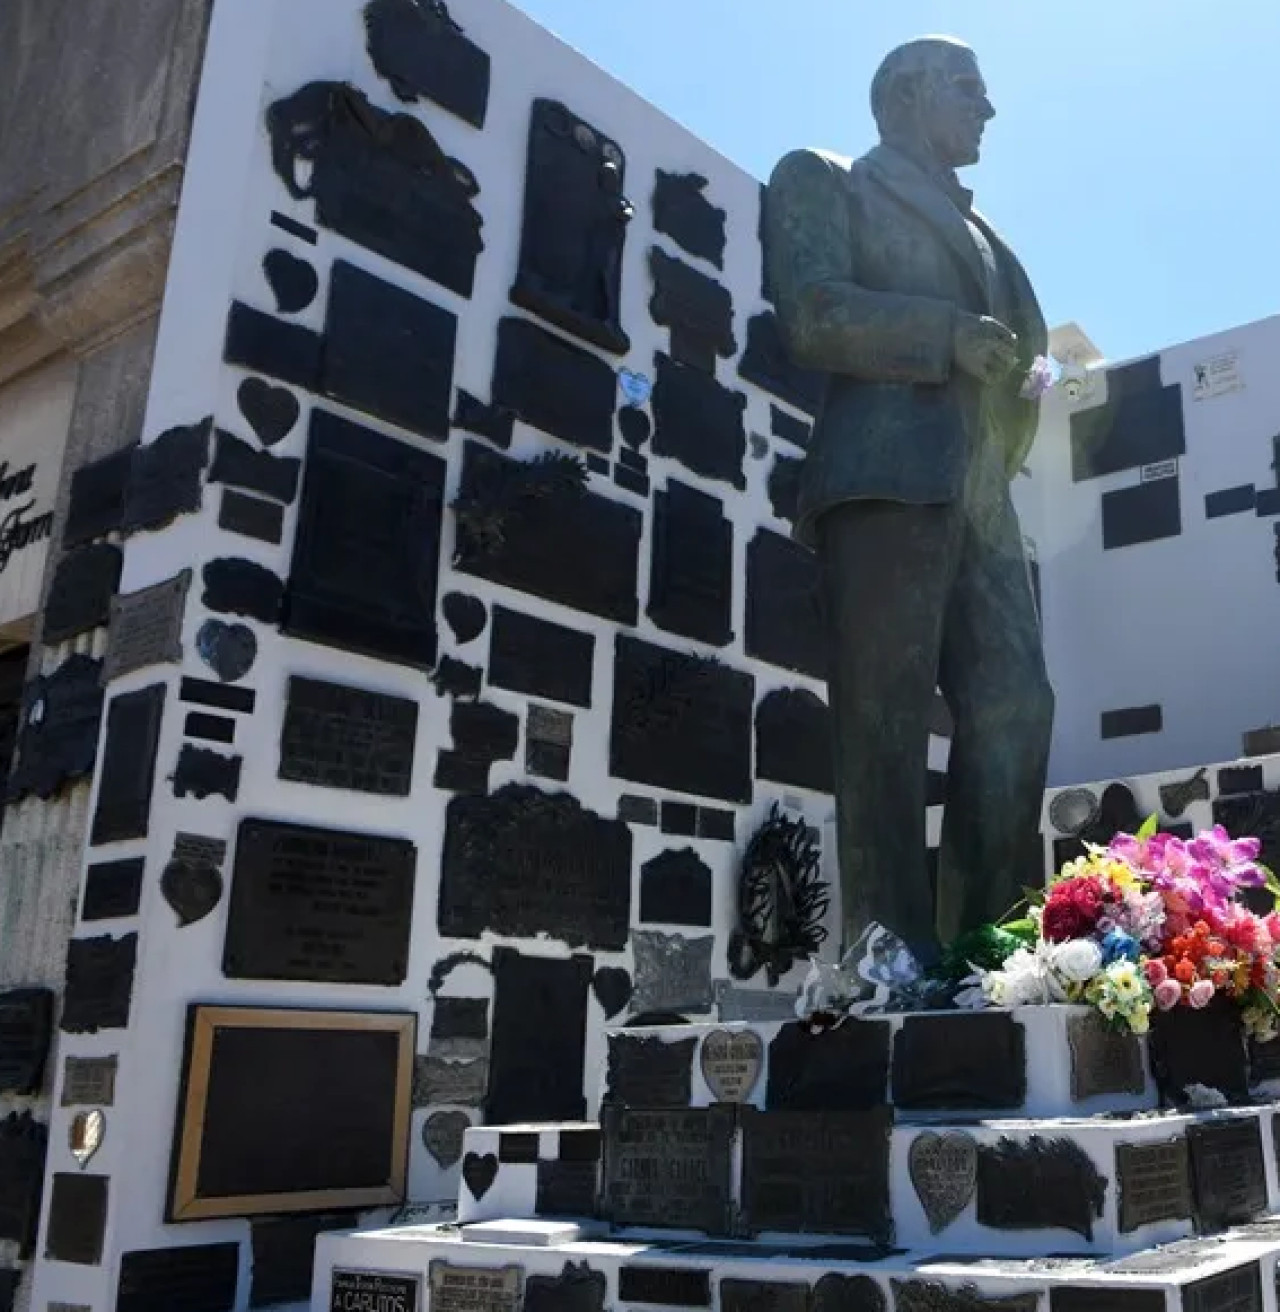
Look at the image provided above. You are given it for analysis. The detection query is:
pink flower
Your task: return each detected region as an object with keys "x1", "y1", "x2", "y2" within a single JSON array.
[
  {"x1": 1144, "y1": 959, "x2": 1168, "y2": 987},
  {"x1": 1154, "y1": 979, "x2": 1182, "y2": 1010},
  {"x1": 1188, "y1": 979, "x2": 1215, "y2": 1009}
]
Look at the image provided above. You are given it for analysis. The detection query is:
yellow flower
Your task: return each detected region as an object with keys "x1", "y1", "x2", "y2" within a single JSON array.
[
  {"x1": 1105, "y1": 861, "x2": 1141, "y2": 892},
  {"x1": 1127, "y1": 1005, "x2": 1151, "y2": 1036},
  {"x1": 1108, "y1": 963, "x2": 1142, "y2": 1002},
  {"x1": 1096, "y1": 995, "x2": 1118, "y2": 1019}
]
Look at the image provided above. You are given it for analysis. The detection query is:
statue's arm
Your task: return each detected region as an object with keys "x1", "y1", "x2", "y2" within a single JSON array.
[{"x1": 765, "y1": 149, "x2": 957, "y2": 384}]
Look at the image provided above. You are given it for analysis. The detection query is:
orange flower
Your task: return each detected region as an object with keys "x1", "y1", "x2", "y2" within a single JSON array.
[{"x1": 1174, "y1": 959, "x2": 1197, "y2": 985}]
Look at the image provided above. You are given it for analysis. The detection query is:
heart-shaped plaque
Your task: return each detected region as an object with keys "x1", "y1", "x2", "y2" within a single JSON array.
[
  {"x1": 237, "y1": 378, "x2": 300, "y2": 447},
  {"x1": 908, "y1": 1130, "x2": 977, "y2": 1234},
  {"x1": 699, "y1": 1029, "x2": 763, "y2": 1102},
  {"x1": 263, "y1": 248, "x2": 319, "y2": 314},
  {"x1": 592, "y1": 967, "x2": 632, "y2": 1020},
  {"x1": 161, "y1": 858, "x2": 224, "y2": 927},
  {"x1": 617, "y1": 368, "x2": 652, "y2": 408},
  {"x1": 70, "y1": 1109, "x2": 105, "y2": 1168},
  {"x1": 196, "y1": 619, "x2": 258, "y2": 684},
  {"x1": 423, "y1": 1111, "x2": 470, "y2": 1168},
  {"x1": 462, "y1": 1150, "x2": 498, "y2": 1201}
]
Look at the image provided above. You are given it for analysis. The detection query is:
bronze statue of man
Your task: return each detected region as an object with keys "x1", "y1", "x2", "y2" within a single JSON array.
[{"x1": 764, "y1": 36, "x2": 1054, "y2": 965}]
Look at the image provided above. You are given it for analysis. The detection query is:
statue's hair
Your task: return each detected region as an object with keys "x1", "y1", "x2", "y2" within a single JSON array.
[{"x1": 870, "y1": 36, "x2": 974, "y2": 134}]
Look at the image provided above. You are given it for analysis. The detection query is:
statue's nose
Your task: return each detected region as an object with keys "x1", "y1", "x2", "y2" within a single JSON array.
[{"x1": 979, "y1": 96, "x2": 996, "y2": 122}]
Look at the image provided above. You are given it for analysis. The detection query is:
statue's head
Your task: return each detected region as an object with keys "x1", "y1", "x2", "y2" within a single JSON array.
[{"x1": 870, "y1": 37, "x2": 994, "y2": 169}]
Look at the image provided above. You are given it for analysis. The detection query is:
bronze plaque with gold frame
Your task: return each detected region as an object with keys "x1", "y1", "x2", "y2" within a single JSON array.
[{"x1": 168, "y1": 1005, "x2": 415, "y2": 1222}]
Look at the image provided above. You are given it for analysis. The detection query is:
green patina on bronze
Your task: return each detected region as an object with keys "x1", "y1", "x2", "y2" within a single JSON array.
[{"x1": 763, "y1": 37, "x2": 1055, "y2": 962}]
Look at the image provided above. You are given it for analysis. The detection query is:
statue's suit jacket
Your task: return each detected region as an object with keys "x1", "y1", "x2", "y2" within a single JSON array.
[{"x1": 764, "y1": 144, "x2": 1047, "y2": 547}]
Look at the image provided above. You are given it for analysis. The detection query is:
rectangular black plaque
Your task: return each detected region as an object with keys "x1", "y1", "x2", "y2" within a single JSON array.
[
  {"x1": 185, "y1": 712, "x2": 235, "y2": 744},
  {"x1": 64, "y1": 448, "x2": 132, "y2": 547},
  {"x1": 62, "y1": 934, "x2": 136, "y2": 1033},
  {"x1": 1050, "y1": 1292, "x2": 1165, "y2": 1312},
  {"x1": 250, "y1": 1213, "x2": 356, "y2": 1308},
  {"x1": 82, "y1": 858, "x2": 144, "y2": 921},
  {"x1": 1071, "y1": 360, "x2": 1185, "y2": 481},
  {"x1": 485, "y1": 948, "x2": 590, "y2": 1125},
  {"x1": 489, "y1": 607, "x2": 595, "y2": 708},
  {"x1": 610, "y1": 635, "x2": 755, "y2": 804},
  {"x1": 662, "y1": 801, "x2": 698, "y2": 836},
  {"x1": 698, "y1": 808, "x2": 735, "y2": 841},
  {"x1": 651, "y1": 353, "x2": 746, "y2": 488},
  {"x1": 170, "y1": 1004, "x2": 414, "y2": 1220},
  {"x1": 0, "y1": 988, "x2": 53, "y2": 1095},
  {"x1": 1187, "y1": 1117, "x2": 1266, "y2": 1231},
  {"x1": 892, "y1": 1013, "x2": 1026, "y2": 1109},
  {"x1": 209, "y1": 431, "x2": 301, "y2": 504},
  {"x1": 44, "y1": 543, "x2": 123, "y2": 643},
  {"x1": 122, "y1": 422, "x2": 208, "y2": 534},
  {"x1": 766, "y1": 1019, "x2": 890, "y2": 1111},
  {"x1": 322, "y1": 261, "x2": 456, "y2": 440},
  {"x1": 117, "y1": 1243, "x2": 240, "y2": 1312},
  {"x1": 618, "y1": 1268, "x2": 711, "y2": 1306},
  {"x1": 45, "y1": 1172, "x2": 108, "y2": 1265},
  {"x1": 1102, "y1": 477, "x2": 1182, "y2": 550},
  {"x1": 719, "y1": 1282, "x2": 810, "y2": 1312},
  {"x1": 272, "y1": 211, "x2": 317, "y2": 243},
  {"x1": 1116, "y1": 1137, "x2": 1191, "y2": 1232},
  {"x1": 61, "y1": 1055, "x2": 117, "y2": 1106},
  {"x1": 331, "y1": 1272, "x2": 419, "y2": 1312},
  {"x1": 285, "y1": 409, "x2": 445, "y2": 669},
  {"x1": 439, "y1": 784, "x2": 631, "y2": 950},
  {"x1": 739, "y1": 1106, "x2": 892, "y2": 1240},
  {"x1": 1206, "y1": 485, "x2": 1255, "y2": 518},
  {"x1": 536, "y1": 1159, "x2": 597, "y2": 1216},
  {"x1": 1182, "y1": 1264, "x2": 1262, "y2": 1312},
  {"x1": 744, "y1": 529, "x2": 825, "y2": 680},
  {"x1": 279, "y1": 675, "x2": 418, "y2": 796},
  {"x1": 219, "y1": 489, "x2": 285, "y2": 544},
  {"x1": 225, "y1": 301, "x2": 323, "y2": 389},
  {"x1": 606, "y1": 1034, "x2": 697, "y2": 1107},
  {"x1": 0, "y1": 1112, "x2": 46, "y2": 1255},
  {"x1": 600, "y1": 1105, "x2": 734, "y2": 1233},
  {"x1": 1219, "y1": 766, "x2": 1264, "y2": 796},
  {"x1": 497, "y1": 1133, "x2": 539, "y2": 1164},
  {"x1": 1068, "y1": 1008, "x2": 1145, "y2": 1101},
  {"x1": 181, "y1": 677, "x2": 256, "y2": 714},
  {"x1": 0, "y1": 1270, "x2": 15, "y2": 1312},
  {"x1": 90, "y1": 684, "x2": 165, "y2": 845},
  {"x1": 223, "y1": 818, "x2": 415, "y2": 984},
  {"x1": 1101, "y1": 704, "x2": 1163, "y2": 738},
  {"x1": 648, "y1": 481, "x2": 733, "y2": 647},
  {"x1": 1149, "y1": 1001, "x2": 1247, "y2": 1104},
  {"x1": 560, "y1": 1127, "x2": 602, "y2": 1161}
]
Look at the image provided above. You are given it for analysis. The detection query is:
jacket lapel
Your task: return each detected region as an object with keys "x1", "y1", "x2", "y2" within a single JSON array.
[
  {"x1": 865, "y1": 145, "x2": 989, "y2": 311},
  {"x1": 970, "y1": 208, "x2": 1048, "y2": 360}
]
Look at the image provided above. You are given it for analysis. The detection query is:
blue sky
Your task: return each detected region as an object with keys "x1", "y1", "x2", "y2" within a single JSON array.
[{"x1": 512, "y1": 0, "x2": 1280, "y2": 364}]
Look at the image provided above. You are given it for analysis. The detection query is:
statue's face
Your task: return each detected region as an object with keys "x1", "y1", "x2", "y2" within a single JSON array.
[{"x1": 918, "y1": 50, "x2": 995, "y2": 168}]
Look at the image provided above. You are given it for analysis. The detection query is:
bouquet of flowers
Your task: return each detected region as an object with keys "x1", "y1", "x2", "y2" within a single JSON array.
[{"x1": 955, "y1": 817, "x2": 1280, "y2": 1039}]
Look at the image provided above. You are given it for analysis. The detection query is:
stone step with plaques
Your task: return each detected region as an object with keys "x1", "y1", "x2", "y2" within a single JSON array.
[{"x1": 311, "y1": 1214, "x2": 1280, "y2": 1312}]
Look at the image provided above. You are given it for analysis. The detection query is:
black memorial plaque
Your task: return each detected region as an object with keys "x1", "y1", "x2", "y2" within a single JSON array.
[
  {"x1": 216, "y1": 485, "x2": 286, "y2": 545},
  {"x1": 286, "y1": 409, "x2": 445, "y2": 668},
  {"x1": 45, "y1": 1172, "x2": 108, "y2": 1265},
  {"x1": 1149, "y1": 1000, "x2": 1248, "y2": 1104},
  {"x1": 426, "y1": 1262, "x2": 521, "y2": 1312},
  {"x1": 0, "y1": 989, "x2": 53, "y2": 1095},
  {"x1": 89, "y1": 682, "x2": 165, "y2": 844},
  {"x1": 510, "y1": 100, "x2": 631, "y2": 355},
  {"x1": 908, "y1": 1130, "x2": 977, "y2": 1234},
  {"x1": 238, "y1": 377, "x2": 299, "y2": 446},
  {"x1": 195, "y1": 622, "x2": 257, "y2": 684},
  {"x1": 766, "y1": 1019, "x2": 890, "y2": 1112},
  {"x1": 1182, "y1": 1264, "x2": 1262, "y2": 1312},
  {"x1": 619, "y1": 406, "x2": 651, "y2": 448},
  {"x1": 812, "y1": 1276, "x2": 885, "y2": 1312},
  {"x1": 103, "y1": 571, "x2": 190, "y2": 682},
  {"x1": 492, "y1": 316, "x2": 618, "y2": 453},
  {"x1": 649, "y1": 248, "x2": 736, "y2": 372},
  {"x1": 892, "y1": 1013, "x2": 1026, "y2": 1110},
  {"x1": 720, "y1": 1283, "x2": 811, "y2": 1312},
  {"x1": 117, "y1": 1243, "x2": 240, "y2": 1312},
  {"x1": 524, "y1": 1264, "x2": 604, "y2": 1312},
  {"x1": 651, "y1": 353, "x2": 746, "y2": 488},
  {"x1": 497, "y1": 1132, "x2": 539, "y2": 1165},
  {"x1": 745, "y1": 530, "x2": 825, "y2": 680},
  {"x1": 0, "y1": 1111, "x2": 48, "y2": 1255},
  {"x1": 225, "y1": 302, "x2": 324, "y2": 390},
  {"x1": 322, "y1": 260, "x2": 456, "y2": 440},
  {"x1": 767, "y1": 453, "x2": 802, "y2": 525},
  {"x1": 1116, "y1": 1137, "x2": 1192, "y2": 1233},
  {"x1": 453, "y1": 441, "x2": 640, "y2": 625},
  {"x1": 898, "y1": 1287, "x2": 1037, "y2": 1312},
  {"x1": 439, "y1": 784, "x2": 631, "y2": 949},
  {"x1": 250, "y1": 1213, "x2": 355, "y2": 1308},
  {"x1": 181, "y1": 676, "x2": 256, "y2": 714},
  {"x1": 739, "y1": 1107, "x2": 892, "y2": 1241},
  {"x1": 121, "y1": 420, "x2": 208, "y2": 535},
  {"x1": 61, "y1": 1055, "x2": 117, "y2": 1107},
  {"x1": 1186, "y1": 1117, "x2": 1266, "y2": 1232},
  {"x1": 280, "y1": 675, "x2": 418, "y2": 796},
  {"x1": 632, "y1": 931, "x2": 714, "y2": 1014},
  {"x1": 432, "y1": 656, "x2": 483, "y2": 702},
  {"x1": 600, "y1": 1105, "x2": 734, "y2": 1233},
  {"x1": 526, "y1": 704, "x2": 573, "y2": 782},
  {"x1": 486, "y1": 948, "x2": 591, "y2": 1124},
  {"x1": 771, "y1": 406, "x2": 811, "y2": 450},
  {"x1": 619, "y1": 1268, "x2": 712, "y2": 1306},
  {"x1": 756, "y1": 689, "x2": 833, "y2": 794},
  {"x1": 1102, "y1": 477, "x2": 1182, "y2": 551},
  {"x1": 185, "y1": 712, "x2": 235, "y2": 744},
  {"x1": 610, "y1": 635, "x2": 754, "y2": 804},
  {"x1": 1071, "y1": 356, "x2": 1185, "y2": 482},
  {"x1": 162, "y1": 835, "x2": 226, "y2": 928},
  {"x1": 209, "y1": 430, "x2": 300, "y2": 504},
  {"x1": 1051, "y1": 1291, "x2": 1165, "y2": 1312},
  {"x1": 1254, "y1": 1041, "x2": 1280, "y2": 1084},
  {"x1": 593, "y1": 967, "x2": 633, "y2": 1020},
  {"x1": 62, "y1": 935, "x2": 137, "y2": 1033},
  {"x1": 8, "y1": 654, "x2": 104, "y2": 802},
  {"x1": 738, "y1": 311, "x2": 824, "y2": 414},
  {"x1": 537, "y1": 1160, "x2": 598, "y2": 1216},
  {"x1": 1213, "y1": 790, "x2": 1280, "y2": 878},
  {"x1": 82, "y1": 858, "x2": 144, "y2": 922},
  {"x1": 331, "y1": 1273, "x2": 420, "y2": 1312},
  {"x1": 0, "y1": 1270, "x2": 14, "y2": 1312},
  {"x1": 263, "y1": 247, "x2": 318, "y2": 314},
  {"x1": 44, "y1": 543, "x2": 122, "y2": 643},
  {"x1": 422, "y1": 1111, "x2": 469, "y2": 1167},
  {"x1": 173, "y1": 746, "x2": 242, "y2": 802},
  {"x1": 1068, "y1": 1009, "x2": 1146, "y2": 1101},
  {"x1": 604, "y1": 1034, "x2": 697, "y2": 1106},
  {"x1": 653, "y1": 170, "x2": 726, "y2": 268},
  {"x1": 223, "y1": 818, "x2": 416, "y2": 984},
  {"x1": 364, "y1": 0, "x2": 491, "y2": 127},
  {"x1": 975, "y1": 1136, "x2": 1107, "y2": 1240},
  {"x1": 436, "y1": 699, "x2": 517, "y2": 794},
  {"x1": 64, "y1": 447, "x2": 132, "y2": 548},
  {"x1": 648, "y1": 481, "x2": 733, "y2": 647},
  {"x1": 489, "y1": 606, "x2": 594, "y2": 708},
  {"x1": 1219, "y1": 766, "x2": 1264, "y2": 797},
  {"x1": 442, "y1": 591, "x2": 488, "y2": 645},
  {"x1": 454, "y1": 390, "x2": 515, "y2": 448},
  {"x1": 462, "y1": 1152, "x2": 497, "y2": 1200},
  {"x1": 640, "y1": 849, "x2": 712, "y2": 926},
  {"x1": 202, "y1": 558, "x2": 283, "y2": 624}
]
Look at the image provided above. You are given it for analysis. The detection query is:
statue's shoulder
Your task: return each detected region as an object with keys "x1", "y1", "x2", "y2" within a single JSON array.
[{"x1": 768, "y1": 146, "x2": 856, "y2": 192}]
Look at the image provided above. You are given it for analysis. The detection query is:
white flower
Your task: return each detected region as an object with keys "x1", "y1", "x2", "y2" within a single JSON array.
[
  {"x1": 1048, "y1": 938, "x2": 1103, "y2": 984},
  {"x1": 984, "y1": 947, "x2": 1059, "y2": 1007}
]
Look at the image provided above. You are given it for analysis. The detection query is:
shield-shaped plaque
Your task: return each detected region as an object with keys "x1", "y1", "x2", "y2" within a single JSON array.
[
  {"x1": 69, "y1": 1109, "x2": 105, "y2": 1169},
  {"x1": 423, "y1": 1112, "x2": 470, "y2": 1168},
  {"x1": 700, "y1": 1029, "x2": 763, "y2": 1102},
  {"x1": 161, "y1": 859, "x2": 224, "y2": 928},
  {"x1": 908, "y1": 1130, "x2": 977, "y2": 1233}
]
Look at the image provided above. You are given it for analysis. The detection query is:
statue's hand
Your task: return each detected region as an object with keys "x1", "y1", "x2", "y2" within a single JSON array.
[{"x1": 953, "y1": 313, "x2": 1019, "y2": 384}]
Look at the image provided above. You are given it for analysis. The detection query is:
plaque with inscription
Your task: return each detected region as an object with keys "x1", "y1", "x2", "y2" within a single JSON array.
[
  {"x1": 1183, "y1": 1264, "x2": 1262, "y2": 1312},
  {"x1": 766, "y1": 1019, "x2": 890, "y2": 1112},
  {"x1": 975, "y1": 1136, "x2": 1107, "y2": 1240},
  {"x1": 1186, "y1": 1117, "x2": 1266, "y2": 1231},
  {"x1": 1068, "y1": 1009, "x2": 1145, "y2": 1101},
  {"x1": 61, "y1": 1055, "x2": 117, "y2": 1107},
  {"x1": 90, "y1": 685, "x2": 165, "y2": 845},
  {"x1": 600, "y1": 1106, "x2": 734, "y2": 1233},
  {"x1": 909, "y1": 1131, "x2": 977, "y2": 1234},
  {"x1": 537, "y1": 1159, "x2": 598, "y2": 1217},
  {"x1": 894, "y1": 1284, "x2": 1036, "y2": 1312},
  {"x1": 117, "y1": 1243, "x2": 240, "y2": 1312},
  {"x1": 620, "y1": 1268, "x2": 711, "y2": 1307},
  {"x1": 892, "y1": 1013, "x2": 1026, "y2": 1110},
  {"x1": 8, "y1": 654, "x2": 104, "y2": 802},
  {"x1": 439, "y1": 784, "x2": 631, "y2": 950},
  {"x1": 62, "y1": 935, "x2": 136, "y2": 1033},
  {"x1": 524, "y1": 1264, "x2": 605, "y2": 1312},
  {"x1": 279, "y1": 675, "x2": 418, "y2": 795},
  {"x1": 744, "y1": 529, "x2": 825, "y2": 681},
  {"x1": 0, "y1": 988, "x2": 53, "y2": 1095},
  {"x1": 1116, "y1": 1136, "x2": 1192, "y2": 1233},
  {"x1": 331, "y1": 1272, "x2": 419, "y2": 1312},
  {"x1": 422, "y1": 1111, "x2": 469, "y2": 1168},
  {"x1": 223, "y1": 818, "x2": 416, "y2": 985},
  {"x1": 739, "y1": 1107, "x2": 892, "y2": 1241},
  {"x1": 648, "y1": 481, "x2": 734, "y2": 648},
  {"x1": 44, "y1": 543, "x2": 123, "y2": 643},
  {"x1": 605, "y1": 1034, "x2": 696, "y2": 1107},
  {"x1": 720, "y1": 1281, "x2": 810, "y2": 1312},
  {"x1": 701, "y1": 1029, "x2": 763, "y2": 1103},
  {"x1": 427, "y1": 1263, "x2": 519, "y2": 1312},
  {"x1": 0, "y1": 1111, "x2": 47, "y2": 1254}
]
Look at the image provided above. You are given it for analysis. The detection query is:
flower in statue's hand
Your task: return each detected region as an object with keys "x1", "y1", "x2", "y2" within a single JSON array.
[{"x1": 1019, "y1": 354, "x2": 1056, "y2": 400}]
